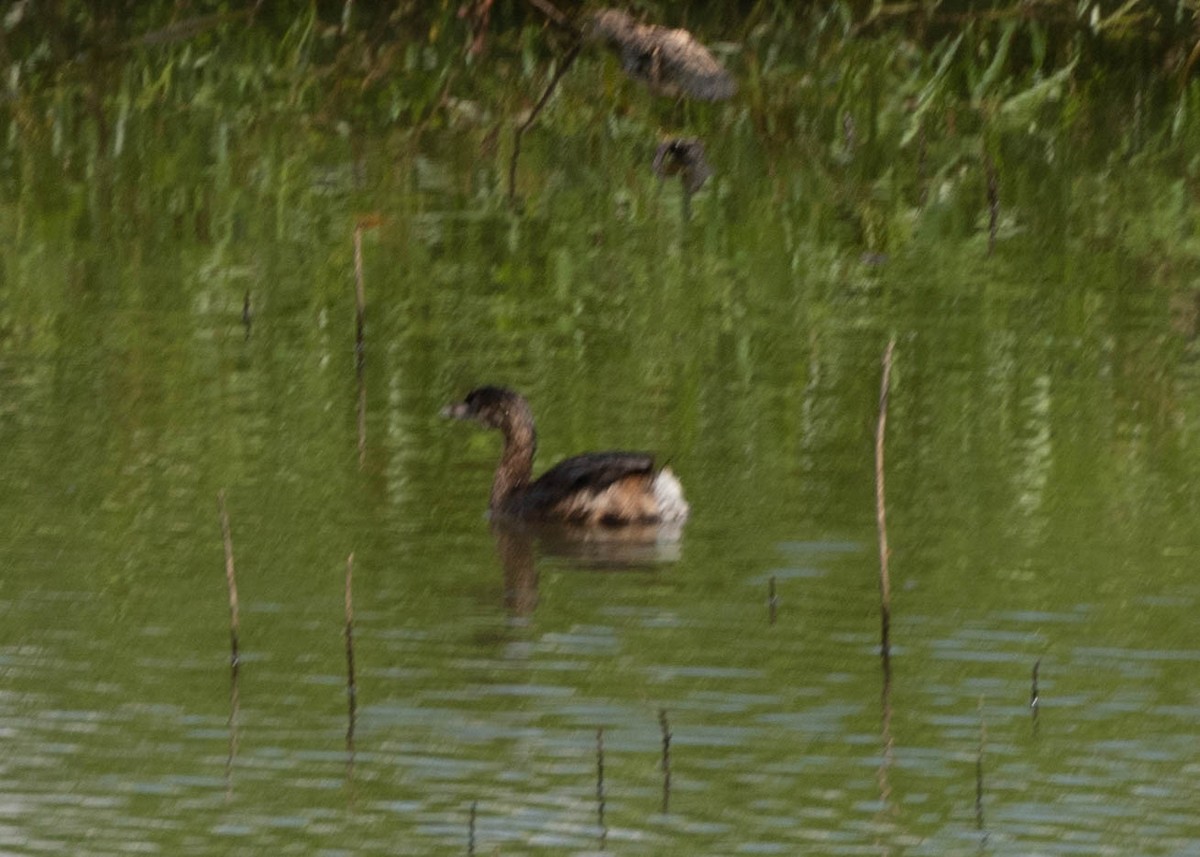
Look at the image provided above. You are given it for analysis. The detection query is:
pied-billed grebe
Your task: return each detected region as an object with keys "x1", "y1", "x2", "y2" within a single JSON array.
[{"x1": 443, "y1": 386, "x2": 690, "y2": 527}]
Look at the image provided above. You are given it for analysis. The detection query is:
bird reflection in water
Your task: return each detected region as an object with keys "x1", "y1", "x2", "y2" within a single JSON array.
[{"x1": 490, "y1": 517, "x2": 684, "y2": 618}]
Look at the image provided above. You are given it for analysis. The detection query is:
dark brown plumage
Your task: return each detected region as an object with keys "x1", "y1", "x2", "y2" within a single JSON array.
[
  {"x1": 443, "y1": 386, "x2": 689, "y2": 527},
  {"x1": 652, "y1": 137, "x2": 712, "y2": 195}
]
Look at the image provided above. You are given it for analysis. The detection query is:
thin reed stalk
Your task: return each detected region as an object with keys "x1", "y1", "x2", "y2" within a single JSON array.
[
  {"x1": 1031, "y1": 658, "x2": 1041, "y2": 730},
  {"x1": 344, "y1": 553, "x2": 357, "y2": 753},
  {"x1": 597, "y1": 727, "x2": 607, "y2": 849},
  {"x1": 218, "y1": 490, "x2": 240, "y2": 675},
  {"x1": 875, "y1": 338, "x2": 896, "y2": 659},
  {"x1": 352, "y1": 224, "x2": 367, "y2": 375},
  {"x1": 659, "y1": 708, "x2": 672, "y2": 814},
  {"x1": 217, "y1": 489, "x2": 241, "y2": 797},
  {"x1": 352, "y1": 222, "x2": 369, "y2": 467},
  {"x1": 975, "y1": 697, "x2": 987, "y2": 840}
]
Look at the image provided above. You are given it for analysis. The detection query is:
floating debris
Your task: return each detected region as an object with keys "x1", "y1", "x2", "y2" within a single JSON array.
[
  {"x1": 584, "y1": 9, "x2": 736, "y2": 101},
  {"x1": 652, "y1": 137, "x2": 712, "y2": 195}
]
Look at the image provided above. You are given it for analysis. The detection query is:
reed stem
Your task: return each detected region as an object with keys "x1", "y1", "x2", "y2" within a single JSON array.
[
  {"x1": 217, "y1": 489, "x2": 241, "y2": 797},
  {"x1": 345, "y1": 552, "x2": 357, "y2": 753},
  {"x1": 659, "y1": 708, "x2": 672, "y2": 814},
  {"x1": 352, "y1": 224, "x2": 366, "y2": 375},
  {"x1": 597, "y1": 727, "x2": 607, "y2": 849},
  {"x1": 217, "y1": 490, "x2": 240, "y2": 681},
  {"x1": 1031, "y1": 657, "x2": 1041, "y2": 731},
  {"x1": 875, "y1": 338, "x2": 896, "y2": 660}
]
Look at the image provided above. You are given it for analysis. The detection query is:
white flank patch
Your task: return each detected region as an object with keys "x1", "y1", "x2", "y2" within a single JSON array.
[{"x1": 652, "y1": 468, "x2": 690, "y2": 522}]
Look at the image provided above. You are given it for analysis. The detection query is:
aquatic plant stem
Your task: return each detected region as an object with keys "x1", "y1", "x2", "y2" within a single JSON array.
[
  {"x1": 659, "y1": 708, "x2": 672, "y2": 814},
  {"x1": 874, "y1": 339, "x2": 897, "y2": 833},
  {"x1": 217, "y1": 489, "x2": 241, "y2": 796},
  {"x1": 352, "y1": 224, "x2": 366, "y2": 376},
  {"x1": 353, "y1": 222, "x2": 369, "y2": 467},
  {"x1": 344, "y1": 553, "x2": 357, "y2": 754},
  {"x1": 218, "y1": 490, "x2": 240, "y2": 684},
  {"x1": 597, "y1": 727, "x2": 607, "y2": 849},
  {"x1": 1031, "y1": 658, "x2": 1041, "y2": 731},
  {"x1": 875, "y1": 338, "x2": 896, "y2": 660},
  {"x1": 976, "y1": 697, "x2": 987, "y2": 840}
]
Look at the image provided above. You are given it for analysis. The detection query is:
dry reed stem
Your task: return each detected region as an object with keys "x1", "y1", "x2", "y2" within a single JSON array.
[
  {"x1": 875, "y1": 338, "x2": 896, "y2": 657},
  {"x1": 218, "y1": 490, "x2": 240, "y2": 672},
  {"x1": 217, "y1": 489, "x2": 240, "y2": 798},
  {"x1": 352, "y1": 225, "x2": 368, "y2": 466},
  {"x1": 352, "y1": 225, "x2": 366, "y2": 374}
]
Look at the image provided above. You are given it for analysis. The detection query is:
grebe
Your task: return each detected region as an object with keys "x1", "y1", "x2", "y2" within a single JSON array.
[{"x1": 443, "y1": 386, "x2": 689, "y2": 527}]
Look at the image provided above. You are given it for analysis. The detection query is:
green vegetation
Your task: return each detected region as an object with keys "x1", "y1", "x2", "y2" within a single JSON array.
[
  {"x1": 4, "y1": 8, "x2": 1200, "y2": 855},
  {"x1": 5, "y1": 2, "x2": 1200, "y2": 213}
]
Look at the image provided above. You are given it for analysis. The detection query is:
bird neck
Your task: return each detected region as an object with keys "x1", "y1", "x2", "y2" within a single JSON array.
[{"x1": 492, "y1": 417, "x2": 537, "y2": 509}]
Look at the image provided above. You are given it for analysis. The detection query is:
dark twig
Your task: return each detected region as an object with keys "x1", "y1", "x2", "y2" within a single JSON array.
[
  {"x1": 768, "y1": 575, "x2": 778, "y2": 625},
  {"x1": 507, "y1": 39, "x2": 582, "y2": 204},
  {"x1": 526, "y1": 0, "x2": 578, "y2": 33},
  {"x1": 468, "y1": 801, "x2": 477, "y2": 856}
]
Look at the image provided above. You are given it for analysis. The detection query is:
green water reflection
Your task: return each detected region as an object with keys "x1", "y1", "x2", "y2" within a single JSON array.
[{"x1": 3, "y1": 69, "x2": 1200, "y2": 857}]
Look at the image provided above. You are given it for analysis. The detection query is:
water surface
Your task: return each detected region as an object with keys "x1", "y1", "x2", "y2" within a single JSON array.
[{"x1": 2, "y1": 80, "x2": 1199, "y2": 856}]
